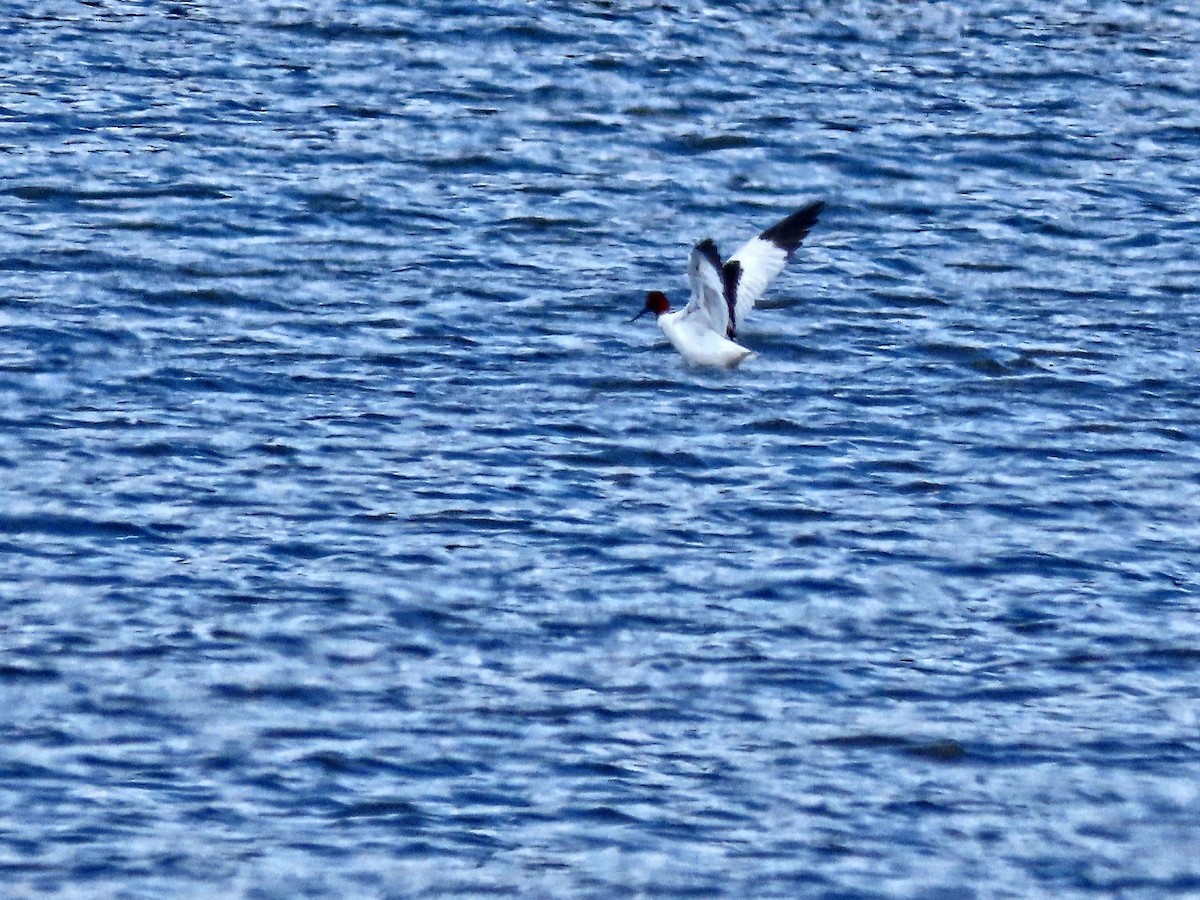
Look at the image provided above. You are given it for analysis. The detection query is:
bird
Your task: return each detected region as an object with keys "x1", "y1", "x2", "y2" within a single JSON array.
[{"x1": 632, "y1": 201, "x2": 825, "y2": 367}]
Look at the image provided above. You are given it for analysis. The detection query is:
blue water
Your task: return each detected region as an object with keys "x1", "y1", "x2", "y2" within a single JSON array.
[{"x1": 3, "y1": 1, "x2": 1200, "y2": 896}]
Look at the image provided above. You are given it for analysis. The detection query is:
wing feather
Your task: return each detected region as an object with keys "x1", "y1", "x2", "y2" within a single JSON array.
[
  {"x1": 685, "y1": 238, "x2": 730, "y2": 337},
  {"x1": 725, "y1": 201, "x2": 824, "y2": 329}
]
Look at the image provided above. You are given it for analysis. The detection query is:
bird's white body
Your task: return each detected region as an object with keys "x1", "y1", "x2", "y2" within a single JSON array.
[
  {"x1": 658, "y1": 306, "x2": 754, "y2": 368},
  {"x1": 635, "y1": 202, "x2": 824, "y2": 368}
]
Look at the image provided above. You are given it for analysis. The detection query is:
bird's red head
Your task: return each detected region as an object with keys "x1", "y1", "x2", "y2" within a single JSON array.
[{"x1": 631, "y1": 290, "x2": 670, "y2": 322}]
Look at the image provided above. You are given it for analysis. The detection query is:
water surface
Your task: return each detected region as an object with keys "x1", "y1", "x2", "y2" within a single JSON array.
[{"x1": 3, "y1": 1, "x2": 1200, "y2": 896}]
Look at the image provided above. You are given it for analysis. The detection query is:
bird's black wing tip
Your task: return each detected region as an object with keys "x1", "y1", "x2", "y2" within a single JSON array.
[
  {"x1": 694, "y1": 237, "x2": 722, "y2": 270},
  {"x1": 761, "y1": 200, "x2": 826, "y2": 254}
]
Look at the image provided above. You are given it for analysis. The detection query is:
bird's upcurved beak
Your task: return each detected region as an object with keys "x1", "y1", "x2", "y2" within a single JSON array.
[{"x1": 630, "y1": 306, "x2": 650, "y2": 323}]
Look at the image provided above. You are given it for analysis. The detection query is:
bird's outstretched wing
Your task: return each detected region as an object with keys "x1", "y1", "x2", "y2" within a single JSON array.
[
  {"x1": 684, "y1": 238, "x2": 731, "y2": 337},
  {"x1": 723, "y1": 201, "x2": 824, "y2": 335}
]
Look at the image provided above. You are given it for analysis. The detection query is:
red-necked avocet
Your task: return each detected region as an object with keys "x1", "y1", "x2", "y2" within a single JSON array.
[{"x1": 632, "y1": 201, "x2": 825, "y2": 367}]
